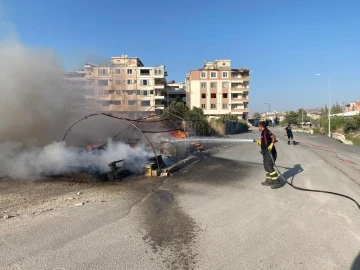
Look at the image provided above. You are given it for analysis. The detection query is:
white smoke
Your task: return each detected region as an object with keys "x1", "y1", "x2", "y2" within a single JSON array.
[
  {"x1": 0, "y1": 140, "x2": 151, "y2": 179},
  {"x1": 0, "y1": 34, "x2": 154, "y2": 179}
]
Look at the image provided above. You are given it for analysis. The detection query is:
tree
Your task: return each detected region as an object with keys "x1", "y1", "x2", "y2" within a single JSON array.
[
  {"x1": 217, "y1": 113, "x2": 240, "y2": 123},
  {"x1": 284, "y1": 111, "x2": 299, "y2": 124},
  {"x1": 297, "y1": 108, "x2": 311, "y2": 123},
  {"x1": 331, "y1": 102, "x2": 343, "y2": 114},
  {"x1": 253, "y1": 112, "x2": 261, "y2": 120},
  {"x1": 162, "y1": 102, "x2": 213, "y2": 136},
  {"x1": 321, "y1": 105, "x2": 329, "y2": 116},
  {"x1": 162, "y1": 101, "x2": 188, "y2": 123}
]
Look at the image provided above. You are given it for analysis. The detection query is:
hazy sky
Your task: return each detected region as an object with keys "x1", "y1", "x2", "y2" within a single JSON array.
[{"x1": 2, "y1": 0, "x2": 360, "y2": 113}]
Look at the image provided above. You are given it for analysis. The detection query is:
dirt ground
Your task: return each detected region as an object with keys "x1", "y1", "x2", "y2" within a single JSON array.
[{"x1": 0, "y1": 174, "x2": 155, "y2": 223}]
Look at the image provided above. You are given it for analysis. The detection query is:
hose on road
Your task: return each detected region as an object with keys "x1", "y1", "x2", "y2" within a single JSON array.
[{"x1": 256, "y1": 140, "x2": 360, "y2": 210}]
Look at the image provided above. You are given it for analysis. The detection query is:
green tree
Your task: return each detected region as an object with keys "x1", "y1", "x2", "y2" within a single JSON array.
[
  {"x1": 162, "y1": 101, "x2": 188, "y2": 123},
  {"x1": 217, "y1": 113, "x2": 240, "y2": 123},
  {"x1": 162, "y1": 102, "x2": 213, "y2": 136},
  {"x1": 321, "y1": 105, "x2": 329, "y2": 116},
  {"x1": 253, "y1": 112, "x2": 261, "y2": 119},
  {"x1": 284, "y1": 111, "x2": 299, "y2": 124},
  {"x1": 331, "y1": 102, "x2": 343, "y2": 114},
  {"x1": 297, "y1": 108, "x2": 311, "y2": 123}
]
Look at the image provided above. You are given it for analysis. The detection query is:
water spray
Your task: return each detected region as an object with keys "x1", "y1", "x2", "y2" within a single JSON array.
[{"x1": 169, "y1": 137, "x2": 256, "y2": 144}]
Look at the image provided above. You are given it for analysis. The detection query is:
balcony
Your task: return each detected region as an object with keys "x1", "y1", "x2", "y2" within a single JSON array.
[
  {"x1": 230, "y1": 108, "x2": 249, "y2": 113},
  {"x1": 96, "y1": 95, "x2": 111, "y2": 101},
  {"x1": 85, "y1": 94, "x2": 95, "y2": 100},
  {"x1": 155, "y1": 84, "x2": 165, "y2": 89},
  {"x1": 231, "y1": 75, "x2": 250, "y2": 81},
  {"x1": 154, "y1": 95, "x2": 165, "y2": 99},
  {"x1": 231, "y1": 98, "x2": 249, "y2": 103}
]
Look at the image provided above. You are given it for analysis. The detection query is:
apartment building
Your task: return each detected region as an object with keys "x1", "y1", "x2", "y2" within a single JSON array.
[
  {"x1": 345, "y1": 101, "x2": 360, "y2": 112},
  {"x1": 64, "y1": 55, "x2": 166, "y2": 116},
  {"x1": 165, "y1": 80, "x2": 186, "y2": 105},
  {"x1": 186, "y1": 59, "x2": 250, "y2": 119}
]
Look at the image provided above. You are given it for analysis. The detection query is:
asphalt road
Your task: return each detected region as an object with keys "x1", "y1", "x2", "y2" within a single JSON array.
[{"x1": 1, "y1": 130, "x2": 360, "y2": 270}]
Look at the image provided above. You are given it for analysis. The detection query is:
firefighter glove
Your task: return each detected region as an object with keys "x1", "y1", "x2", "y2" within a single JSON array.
[
  {"x1": 255, "y1": 140, "x2": 261, "y2": 146},
  {"x1": 268, "y1": 143, "x2": 274, "y2": 151}
]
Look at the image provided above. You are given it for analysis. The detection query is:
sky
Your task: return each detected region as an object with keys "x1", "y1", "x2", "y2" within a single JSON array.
[{"x1": 1, "y1": 0, "x2": 360, "y2": 113}]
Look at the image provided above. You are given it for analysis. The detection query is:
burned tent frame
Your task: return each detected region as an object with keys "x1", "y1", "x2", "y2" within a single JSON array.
[{"x1": 62, "y1": 112, "x2": 184, "y2": 172}]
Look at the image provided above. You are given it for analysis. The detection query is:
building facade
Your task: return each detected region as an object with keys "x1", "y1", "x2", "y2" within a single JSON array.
[
  {"x1": 186, "y1": 59, "x2": 250, "y2": 119},
  {"x1": 165, "y1": 81, "x2": 186, "y2": 105},
  {"x1": 64, "y1": 55, "x2": 166, "y2": 116},
  {"x1": 345, "y1": 101, "x2": 360, "y2": 112}
]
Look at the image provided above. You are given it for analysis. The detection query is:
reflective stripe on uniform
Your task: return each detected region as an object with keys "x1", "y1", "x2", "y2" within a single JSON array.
[{"x1": 269, "y1": 171, "x2": 278, "y2": 176}]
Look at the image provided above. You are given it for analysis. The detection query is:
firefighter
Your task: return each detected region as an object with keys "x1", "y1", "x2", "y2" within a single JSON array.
[
  {"x1": 255, "y1": 121, "x2": 281, "y2": 189},
  {"x1": 284, "y1": 124, "x2": 294, "y2": 145}
]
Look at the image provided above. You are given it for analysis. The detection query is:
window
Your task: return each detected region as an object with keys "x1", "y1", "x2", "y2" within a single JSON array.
[
  {"x1": 128, "y1": 100, "x2": 136, "y2": 105},
  {"x1": 98, "y1": 69, "x2": 108, "y2": 76},
  {"x1": 127, "y1": 79, "x2": 133, "y2": 85},
  {"x1": 155, "y1": 69, "x2": 163, "y2": 76},
  {"x1": 222, "y1": 104, "x2": 228, "y2": 109},
  {"x1": 140, "y1": 80, "x2": 149, "y2": 86},
  {"x1": 211, "y1": 93, "x2": 216, "y2": 98},
  {"x1": 201, "y1": 72, "x2": 206, "y2": 78},
  {"x1": 115, "y1": 90, "x2": 121, "y2": 95},
  {"x1": 125, "y1": 90, "x2": 135, "y2": 95},
  {"x1": 115, "y1": 69, "x2": 121, "y2": 74},
  {"x1": 140, "y1": 69, "x2": 151, "y2": 76},
  {"x1": 223, "y1": 93, "x2": 228, "y2": 98},
  {"x1": 98, "y1": 80, "x2": 108, "y2": 86},
  {"x1": 201, "y1": 93, "x2": 206, "y2": 99},
  {"x1": 140, "y1": 90, "x2": 149, "y2": 96},
  {"x1": 200, "y1": 82, "x2": 207, "y2": 88},
  {"x1": 113, "y1": 101, "x2": 121, "y2": 105},
  {"x1": 222, "y1": 82, "x2": 229, "y2": 88},
  {"x1": 222, "y1": 72, "x2": 228, "y2": 78},
  {"x1": 115, "y1": 80, "x2": 121, "y2": 85},
  {"x1": 127, "y1": 69, "x2": 132, "y2": 75},
  {"x1": 211, "y1": 104, "x2": 216, "y2": 109},
  {"x1": 98, "y1": 90, "x2": 109, "y2": 95},
  {"x1": 201, "y1": 104, "x2": 206, "y2": 109},
  {"x1": 210, "y1": 82, "x2": 217, "y2": 88},
  {"x1": 141, "y1": 100, "x2": 151, "y2": 107},
  {"x1": 210, "y1": 72, "x2": 217, "y2": 78}
]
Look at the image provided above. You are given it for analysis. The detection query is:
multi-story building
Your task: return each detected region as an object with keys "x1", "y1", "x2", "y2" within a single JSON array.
[
  {"x1": 345, "y1": 101, "x2": 360, "y2": 112},
  {"x1": 64, "y1": 55, "x2": 166, "y2": 116},
  {"x1": 165, "y1": 80, "x2": 186, "y2": 105},
  {"x1": 186, "y1": 59, "x2": 250, "y2": 119}
]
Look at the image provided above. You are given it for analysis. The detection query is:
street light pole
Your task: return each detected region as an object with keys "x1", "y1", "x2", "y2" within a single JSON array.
[{"x1": 316, "y1": 74, "x2": 331, "y2": 137}]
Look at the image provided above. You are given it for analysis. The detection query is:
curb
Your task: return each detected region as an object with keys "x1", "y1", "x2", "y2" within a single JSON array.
[{"x1": 160, "y1": 156, "x2": 199, "y2": 176}]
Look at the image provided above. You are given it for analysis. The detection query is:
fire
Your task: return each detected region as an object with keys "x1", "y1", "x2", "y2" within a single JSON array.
[
  {"x1": 170, "y1": 130, "x2": 187, "y2": 138},
  {"x1": 170, "y1": 130, "x2": 203, "y2": 152}
]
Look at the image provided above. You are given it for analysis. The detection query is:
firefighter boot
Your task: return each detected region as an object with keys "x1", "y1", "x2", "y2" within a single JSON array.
[
  {"x1": 271, "y1": 178, "x2": 281, "y2": 189},
  {"x1": 261, "y1": 179, "x2": 272, "y2": 186}
]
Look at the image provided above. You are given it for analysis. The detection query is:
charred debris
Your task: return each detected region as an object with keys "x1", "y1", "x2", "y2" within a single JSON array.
[{"x1": 62, "y1": 112, "x2": 204, "y2": 181}]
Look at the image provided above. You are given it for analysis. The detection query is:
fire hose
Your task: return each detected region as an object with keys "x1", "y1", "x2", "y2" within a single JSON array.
[{"x1": 257, "y1": 139, "x2": 360, "y2": 210}]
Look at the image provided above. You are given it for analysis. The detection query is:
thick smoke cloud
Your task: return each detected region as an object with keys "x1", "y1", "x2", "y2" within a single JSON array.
[
  {"x1": 0, "y1": 37, "x2": 68, "y2": 144},
  {"x1": 0, "y1": 37, "x2": 152, "y2": 179},
  {"x1": 0, "y1": 141, "x2": 151, "y2": 179}
]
